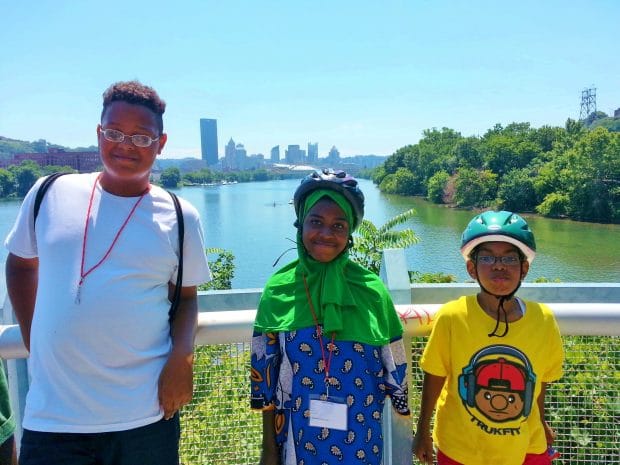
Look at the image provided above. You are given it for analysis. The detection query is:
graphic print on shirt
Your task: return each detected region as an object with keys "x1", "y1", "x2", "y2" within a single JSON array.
[{"x1": 458, "y1": 345, "x2": 536, "y2": 432}]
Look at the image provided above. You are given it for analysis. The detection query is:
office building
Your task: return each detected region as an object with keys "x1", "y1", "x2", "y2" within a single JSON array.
[
  {"x1": 285, "y1": 145, "x2": 305, "y2": 164},
  {"x1": 307, "y1": 142, "x2": 318, "y2": 164},
  {"x1": 270, "y1": 145, "x2": 280, "y2": 163},
  {"x1": 327, "y1": 145, "x2": 341, "y2": 161},
  {"x1": 200, "y1": 118, "x2": 219, "y2": 166}
]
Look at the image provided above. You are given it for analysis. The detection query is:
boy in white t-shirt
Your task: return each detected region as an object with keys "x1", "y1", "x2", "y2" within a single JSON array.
[{"x1": 5, "y1": 80, "x2": 211, "y2": 465}]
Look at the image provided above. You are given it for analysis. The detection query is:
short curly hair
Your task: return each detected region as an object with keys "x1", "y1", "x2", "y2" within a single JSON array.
[{"x1": 101, "y1": 80, "x2": 166, "y2": 133}]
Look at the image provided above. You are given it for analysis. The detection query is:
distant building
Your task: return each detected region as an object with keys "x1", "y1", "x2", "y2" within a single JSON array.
[
  {"x1": 614, "y1": 108, "x2": 620, "y2": 119},
  {"x1": 246, "y1": 153, "x2": 265, "y2": 170},
  {"x1": 326, "y1": 146, "x2": 341, "y2": 165},
  {"x1": 223, "y1": 138, "x2": 235, "y2": 170},
  {"x1": 200, "y1": 118, "x2": 219, "y2": 166},
  {"x1": 235, "y1": 143, "x2": 247, "y2": 169},
  {"x1": 307, "y1": 142, "x2": 318, "y2": 164},
  {"x1": 270, "y1": 145, "x2": 280, "y2": 163},
  {"x1": 285, "y1": 145, "x2": 306, "y2": 164},
  {"x1": 222, "y1": 138, "x2": 250, "y2": 170},
  {"x1": 1, "y1": 149, "x2": 100, "y2": 172}
]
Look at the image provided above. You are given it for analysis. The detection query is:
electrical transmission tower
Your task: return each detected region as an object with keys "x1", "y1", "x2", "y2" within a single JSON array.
[{"x1": 579, "y1": 87, "x2": 597, "y2": 121}]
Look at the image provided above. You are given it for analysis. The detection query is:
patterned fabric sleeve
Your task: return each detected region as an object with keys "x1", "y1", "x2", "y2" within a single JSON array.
[
  {"x1": 380, "y1": 336, "x2": 410, "y2": 416},
  {"x1": 250, "y1": 330, "x2": 281, "y2": 410}
]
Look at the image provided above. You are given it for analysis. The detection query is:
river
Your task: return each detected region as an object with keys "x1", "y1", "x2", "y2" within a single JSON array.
[{"x1": 0, "y1": 178, "x2": 618, "y2": 292}]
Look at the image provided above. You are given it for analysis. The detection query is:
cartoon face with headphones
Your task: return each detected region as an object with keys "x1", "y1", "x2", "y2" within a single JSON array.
[{"x1": 458, "y1": 345, "x2": 536, "y2": 423}]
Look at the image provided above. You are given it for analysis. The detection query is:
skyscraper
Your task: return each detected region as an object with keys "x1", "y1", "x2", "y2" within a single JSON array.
[
  {"x1": 307, "y1": 142, "x2": 318, "y2": 164},
  {"x1": 285, "y1": 145, "x2": 305, "y2": 164},
  {"x1": 200, "y1": 118, "x2": 219, "y2": 166}
]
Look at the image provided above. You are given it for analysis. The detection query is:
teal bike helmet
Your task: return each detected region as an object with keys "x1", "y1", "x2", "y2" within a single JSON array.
[
  {"x1": 461, "y1": 211, "x2": 536, "y2": 263},
  {"x1": 461, "y1": 211, "x2": 536, "y2": 338}
]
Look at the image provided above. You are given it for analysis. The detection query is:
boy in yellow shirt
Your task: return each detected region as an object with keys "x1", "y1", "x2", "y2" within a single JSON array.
[{"x1": 413, "y1": 211, "x2": 563, "y2": 465}]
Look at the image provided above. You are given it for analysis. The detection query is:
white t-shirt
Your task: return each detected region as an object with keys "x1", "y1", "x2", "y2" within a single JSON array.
[{"x1": 5, "y1": 172, "x2": 211, "y2": 433}]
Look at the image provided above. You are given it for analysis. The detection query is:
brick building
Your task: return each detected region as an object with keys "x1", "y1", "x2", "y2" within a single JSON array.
[{"x1": 0, "y1": 149, "x2": 100, "y2": 172}]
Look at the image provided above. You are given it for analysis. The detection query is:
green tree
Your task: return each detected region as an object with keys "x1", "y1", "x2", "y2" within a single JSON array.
[
  {"x1": 482, "y1": 135, "x2": 539, "y2": 176},
  {"x1": 453, "y1": 168, "x2": 497, "y2": 208},
  {"x1": 561, "y1": 128, "x2": 620, "y2": 222},
  {"x1": 350, "y1": 209, "x2": 419, "y2": 274},
  {"x1": 497, "y1": 168, "x2": 537, "y2": 212},
  {"x1": 0, "y1": 169, "x2": 15, "y2": 197},
  {"x1": 583, "y1": 111, "x2": 608, "y2": 127},
  {"x1": 591, "y1": 117, "x2": 620, "y2": 132},
  {"x1": 453, "y1": 137, "x2": 483, "y2": 169},
  {"x1": 427, "y1": 170, "x2": 450, "y2": 204},
  {"x1": 378, "y1": 168, "x2": 420, "y2": 195},
  {"x1": 536, "y1": 192, "x2": 568, "y2": 218},
  {"x1": 9, "y1": 160, "x2": 41, "y2": 196},
  {"x1": 198, "y1": 248, "x2": 236, "y2": 291},
  {"x1": 251, "y1": 169, "x2": 270, "y2": 182},
  {"x1": 416, "y1": 127, "x2": 462, "y2": 183},
  {"x1": 371, "y1": 165, "x2": 387, "y2": 185},
  {"x1": 160, "y1": 167, "x2": 181, "y2": 188},
  {"x1": 31, "y1": 139, "x2": 49, "y2": 153}
]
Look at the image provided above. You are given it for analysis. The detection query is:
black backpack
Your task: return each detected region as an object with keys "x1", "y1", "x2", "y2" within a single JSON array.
[{"x1": 33, "y1": 172, "x2": 184, "y2": 322}]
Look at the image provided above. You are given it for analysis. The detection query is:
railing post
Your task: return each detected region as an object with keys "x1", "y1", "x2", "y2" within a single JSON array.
[
  {"x1": 380, "y1": 249, "x2": 413, "y2": 465},
  {"x1": 2, "y1": 296, "x2": 28, "y2": 450}
]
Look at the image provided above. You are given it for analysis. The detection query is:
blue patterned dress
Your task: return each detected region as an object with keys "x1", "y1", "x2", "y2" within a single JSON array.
[{"x1": 251, "y1": 326, "x2": 409, "y2": 465}]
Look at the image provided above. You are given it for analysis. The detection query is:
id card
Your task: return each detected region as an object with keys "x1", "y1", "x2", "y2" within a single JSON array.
[{"x1": 309, "y1": 397, "x2": 348, "y2": 431}]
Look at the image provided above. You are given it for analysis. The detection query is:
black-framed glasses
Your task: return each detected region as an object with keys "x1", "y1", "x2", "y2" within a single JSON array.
[
  {"x1": 100, "y1": 128, "x2": 159, "y2": 147},
  {"x1": 476, "y1": 255, "x2": 521, "y2": 266}
]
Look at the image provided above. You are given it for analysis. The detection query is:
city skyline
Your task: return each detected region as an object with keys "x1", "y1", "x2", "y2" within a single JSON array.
[
  {"x1": 197, "y1": 117, "x2": 346, "y2": 163},
  {"x1": 1, "y1": 1, "x2": 619, "y2": 159}
]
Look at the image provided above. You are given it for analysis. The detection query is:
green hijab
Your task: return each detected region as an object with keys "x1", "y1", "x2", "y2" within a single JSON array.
[{"x1": 254, "y1": 189, "x2": 403, "y2": 345}]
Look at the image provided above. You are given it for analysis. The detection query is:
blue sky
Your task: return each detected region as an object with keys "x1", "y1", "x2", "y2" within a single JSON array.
[{"x1": 1, "y1": 0, "x2": 619, "y2": 159}]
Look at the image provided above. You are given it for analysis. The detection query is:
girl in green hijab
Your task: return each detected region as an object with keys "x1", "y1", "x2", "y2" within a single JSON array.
[{"x1": 251, "y1": 170, "x2": 410, "y2": 465}]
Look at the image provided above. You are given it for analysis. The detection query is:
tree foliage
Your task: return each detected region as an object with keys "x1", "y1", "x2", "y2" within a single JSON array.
[
  {"x1": 199, "y1": 248, "x2": 236, "y2": 291},
  {"x1": 160, "y1": 167, "x2": 181, "y2": 188},
  {"x1": 375, "y1": 120, "x2": 620, "y2": 223},
  {"x1": 9, "y1": 161, "x2": 42, "y2": 196},
  {"x1": 427, "y1": 170, "x2": 450, "y2": 204}
]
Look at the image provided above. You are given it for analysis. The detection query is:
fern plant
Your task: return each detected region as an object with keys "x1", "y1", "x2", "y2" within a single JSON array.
[{"x1": 350, "y1": 208, "x2": 419, "y2": 274}]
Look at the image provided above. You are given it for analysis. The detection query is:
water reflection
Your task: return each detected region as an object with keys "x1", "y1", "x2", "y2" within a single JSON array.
[{"x1": 0, "y1": 179, "x2": 618, "y2": 291}]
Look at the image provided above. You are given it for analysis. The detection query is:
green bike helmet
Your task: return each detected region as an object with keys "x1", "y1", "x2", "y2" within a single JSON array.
[{"x1": 460, "y1": 211, "x2": 536, "y2": 263}]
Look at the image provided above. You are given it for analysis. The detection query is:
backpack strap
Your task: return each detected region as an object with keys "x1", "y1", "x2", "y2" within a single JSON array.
[
  {"x1": 34, "y1": 174, "x2": 185, "y2": 323},
  {"x1": 168, "y1": 191, "x2": 184, "y2": 323},
  {"x1": 33, "y1": 172, "x2": 70, "y2": 226}
]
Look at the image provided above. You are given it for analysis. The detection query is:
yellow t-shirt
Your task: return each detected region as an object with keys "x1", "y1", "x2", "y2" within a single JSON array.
[{"x1": 420, "y1": 295, "x2": 564, "y2": 465}]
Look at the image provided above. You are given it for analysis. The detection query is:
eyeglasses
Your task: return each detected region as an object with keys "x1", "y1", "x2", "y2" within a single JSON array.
[
  {"x1": 476, "y1": 255, "x2": 521, "y2": 266},
  {"x1": 100, "y1": 128, "x2": 159, "y2": 147}
]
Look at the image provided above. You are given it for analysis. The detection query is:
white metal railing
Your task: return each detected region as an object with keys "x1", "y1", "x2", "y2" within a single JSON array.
[{"x1": 1, "y1": 249, "x2": 619, "y2": 464}]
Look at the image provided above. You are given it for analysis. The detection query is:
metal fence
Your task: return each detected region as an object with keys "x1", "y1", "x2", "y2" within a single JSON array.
[
  {"x1": 178, "y1": 336, "x2": 619, "y2": 465},
  {"x1": 2, "y1": 249, "x2": 619, "y2": 464}
]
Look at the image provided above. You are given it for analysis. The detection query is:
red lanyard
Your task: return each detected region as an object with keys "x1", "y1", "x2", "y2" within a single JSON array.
[
  {"x1": 303, "y1": 274, "x2": 336, "y2": 384},
  {"x1": 75, "y1": 175, "x2": 150, "y2": 304}
]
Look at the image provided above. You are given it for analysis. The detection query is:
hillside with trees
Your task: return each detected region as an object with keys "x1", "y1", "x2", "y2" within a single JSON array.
[
  {"x1": 373, "y1": 119, "x2": 620, "y2": 223},
  {"x1": 0, "y1": 136, "x2": 97, "y2": 159}
]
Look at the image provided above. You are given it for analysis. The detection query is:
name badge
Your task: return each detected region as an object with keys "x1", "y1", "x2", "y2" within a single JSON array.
[{"x1": 309, "y1": 398, "x2": 348, "y2": 431}]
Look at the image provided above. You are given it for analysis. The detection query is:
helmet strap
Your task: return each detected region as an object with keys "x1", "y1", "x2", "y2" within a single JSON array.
[{"x1": 476, "y1": 266, "x2": 524, "y2": 338}]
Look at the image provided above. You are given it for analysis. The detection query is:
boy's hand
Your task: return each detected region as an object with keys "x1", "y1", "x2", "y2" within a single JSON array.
[
  {"x1": 543, "y1": 420, "x2": 557, "y2": 445},
  {"x1": 158, "y1": 350, "x2": 194, "y2": 419},
  {"x1": 413, "y1": 429, "x2": 434, "y2": 464}
]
